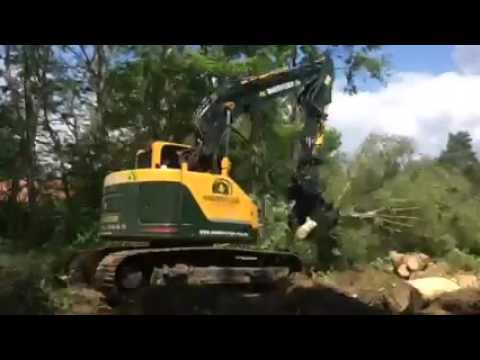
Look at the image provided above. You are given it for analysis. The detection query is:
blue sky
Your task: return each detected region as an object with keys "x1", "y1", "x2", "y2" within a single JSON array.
[
  {"x1": 351, "y1": 45, "x2": 458, "y2": 92},
  {"x1": 329, "y1": 45, "x2": 480, "y2": 156},
  {"x1": 385, "y1": 45, "x2": 456, "y2": 74}
]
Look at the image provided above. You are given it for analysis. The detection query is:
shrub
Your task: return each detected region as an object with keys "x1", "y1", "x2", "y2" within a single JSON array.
[
  {"x1": 258, "y1": 195, "x2": 318, "y2": 266},
  {"x1": 445, "y1": 248, "x2": 480, "y2": 273},
  {"x1": 0, "y1": 265, "x2": 55, "y2": 314}
]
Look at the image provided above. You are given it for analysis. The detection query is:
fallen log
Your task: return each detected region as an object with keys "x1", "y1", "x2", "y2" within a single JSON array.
[
  {"x1": 315, "y1": 269, "x2": 425, "y2": 314},
  {"x1": 397, "y1": 263, "x2": 411, "y2": 279},
  {"x1": 407, "y1": 277, "x2": 461, "y2": 302},
  {"x1": 406, "y1": 255, "x2": 421, "y2": 272},
  {"x1": 453, "y1": 274, "x2": 479, "y2": 289},
  {"x1": 389, "y1": 251, "x2": 432, "y2": 279},
  {"x1": 423, "y1": 288, "x2": 480, "y2": 315}
]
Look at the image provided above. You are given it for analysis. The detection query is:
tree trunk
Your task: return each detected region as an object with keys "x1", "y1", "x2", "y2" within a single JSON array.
[
  {"x1": 38, "y1": 45, "x2": 77, "y2": 243},
  {"x1": 93, "y1": 45, "x2": 108, "y2": 143},
  {"x1": 21, "y1": 46, "x2": 40, "y2": 241},
  {"x1": 6, "y1": 179, "x2": 20, "y2": 238},
  {"x1": 3, "y1": 46, "x2": 22, "y2": 239}
]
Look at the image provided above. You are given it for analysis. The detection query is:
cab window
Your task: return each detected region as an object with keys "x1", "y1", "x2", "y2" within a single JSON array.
[{"x1": 159, "y1": 145, "x2": 184, "y2": 169}]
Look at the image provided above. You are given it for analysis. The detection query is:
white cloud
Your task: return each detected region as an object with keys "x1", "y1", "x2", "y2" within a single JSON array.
[
  {"x1": 329, "y1": 70, "x2": 480, "y2": 156},
  {"x1": 453, "y1": 45, "x2": 480, "y2": 75}
]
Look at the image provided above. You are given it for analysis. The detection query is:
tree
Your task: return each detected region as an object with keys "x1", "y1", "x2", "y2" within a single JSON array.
[
  {"x1": 438, "y1": 131, "x2": 480, "y2": 184},
  {"x1": 0, "y1": 45, "x2": 44, "y2": 240},
  {"x1": 317, "y1": 134, "x2": 419, "y2": 263}
]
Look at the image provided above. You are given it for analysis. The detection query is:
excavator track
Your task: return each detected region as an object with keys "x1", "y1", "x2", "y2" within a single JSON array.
[{"x1": 92, "y1": 246, "x2": 303, "y2": 305}]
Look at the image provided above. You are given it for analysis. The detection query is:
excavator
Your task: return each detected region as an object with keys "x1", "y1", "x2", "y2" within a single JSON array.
[{"x1": 67, "y1": 53, "x2": 338, "y2": 306}]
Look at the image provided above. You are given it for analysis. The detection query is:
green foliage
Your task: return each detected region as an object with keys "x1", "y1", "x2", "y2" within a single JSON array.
[
  {"x1": 0, "y1": 247, "x2": 100, "y2": 314},
  {"x1": 188, "y1": 52, "x2": 251, "y2": 77},
  {"x1": 308, "y1": 45, "x2": 392, "y2": 94},
  {"x1": 317, "y1": 131, "x2": 480, "y2": 266},
  {"x1": 0, "y1": 252, "x2": 58, "y2": 314},
  {"x1": 258, "y1": 195, "x2": 317, "y2": 266},
  {"x1": 439, "y1": 131, "x2": 480, "y2": 185},
  {"x1": 335, "y1": 223, "x2": 383, "y2": 263},
  {"x1": 439, "y1": 131, "x2": 479, "y2": 168},
  {"x1": 445, "y1": 248, "x2": 480, "y2": 273},
  {"x1": 322, "y1": 128, "x2": 343, "y2": 157},
  {"x1": 325, "y1": 133, "x2": 415, "y2": 210},
  {"x1": 258, "y1": 196, "x2": 291, "y2": 250},
  {"x1": 70, "y1": 222, "x2": 100, "y2": 249},
  {"x1": 0, "y1": 268, "x2": 54, "y2": 314}
]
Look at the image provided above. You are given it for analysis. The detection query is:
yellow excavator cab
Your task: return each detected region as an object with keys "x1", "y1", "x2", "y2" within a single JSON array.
[{"x1": 135, "y1": 141, "x2": 191, "y2": 170}]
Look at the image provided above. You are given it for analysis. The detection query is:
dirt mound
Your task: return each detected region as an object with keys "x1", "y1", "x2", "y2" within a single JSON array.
[
  {"x1": 315, "y1": 268, "x2": 425, "y2": 314},
  {"x1": 57, "y1": 252, "x2": 480, "y2": 315},
  {"x1": 422, "y1": 288, "x2": 480, "y2": 315},
  {"x1": 115, "y1": 283, "x2": 390, "y2": 315},
  {"x1": 72, "y1": 272, "x2": 480, "y2": 315},
  {"x1": 283, "y1": 286, "x2": 390, "y2": 315},
  {"x1": 70, "y1": 264, "x2": 480, "y2": 315}
]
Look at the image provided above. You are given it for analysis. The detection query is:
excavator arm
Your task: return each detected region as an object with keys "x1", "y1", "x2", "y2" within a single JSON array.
[
  {"x1": 193, "y1": 55, "x2": 335, "y2": 158},
  {"x1": 190, "y1": 54, "x2": 337, "y2": 239}
]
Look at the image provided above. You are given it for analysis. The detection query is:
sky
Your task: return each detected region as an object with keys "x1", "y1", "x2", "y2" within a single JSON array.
[{"x1": 328, "y1": 45, "x2": 480, "y2": 156}]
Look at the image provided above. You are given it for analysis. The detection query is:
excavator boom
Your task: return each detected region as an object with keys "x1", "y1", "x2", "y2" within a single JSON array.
[
  {"x1": 192, "y1": 54, "x2": 337, "y2": 236},
  {"x1": 194, "y1": 55, "x2": 335, "y2": 158}
]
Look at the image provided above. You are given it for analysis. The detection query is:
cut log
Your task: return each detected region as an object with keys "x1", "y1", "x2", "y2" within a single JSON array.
[
  {"x1": 397, "y1": 263, "x2": 410, "y2": 279},
  {"x1": 389, "y1": 252, "x2": 433, "y2": 277},
  {"x1": 418, "y1": 253, "x2": 431, "y2": 270},
  {"x1": 405, "y1": 255, "x2": 421, "y2": 272},
  {"x1": 383, "y1": 282, "x2": 425, "y2": 314},
  {"x1": 389, "y1": 251, "x2": 404, "y2": 268},
  {"x1": 424, "y1": 288, "x2": 480, "y2": 315},
  {"x1": 410, "y1": 261, "x2": 451, "y2": 280},
  {"x1": 454, "y1": 274, "x2": 479, "y2": 289},
  {"x1": 407, "y1": 277, "x2": 461, "y2": 302},
  {"x1": 314, "y1": 268, "x2": 426, "y2": 314}
]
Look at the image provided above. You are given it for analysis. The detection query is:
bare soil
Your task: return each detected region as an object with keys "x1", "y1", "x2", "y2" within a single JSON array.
[
  {"x1": 63, "y1": 266, "x2": 480, "y2": 315},
  {"x1": 114, "y1": 284, "x2": 391, "y2": 315},
  {"x1": 421, "y1": 288, "x2": 480, "y2": 315}
]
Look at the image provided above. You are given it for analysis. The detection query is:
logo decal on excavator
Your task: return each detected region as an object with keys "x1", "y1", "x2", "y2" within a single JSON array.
[
  {"x1": 212, "y1": 179, "x2": 232, "y2": 195},
  {"x1": 259, "y1": 80, "x2": 301, "y2": 97},
  {"x1": 128, "y1": 170, "x2": 137, "y2": 181}
]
